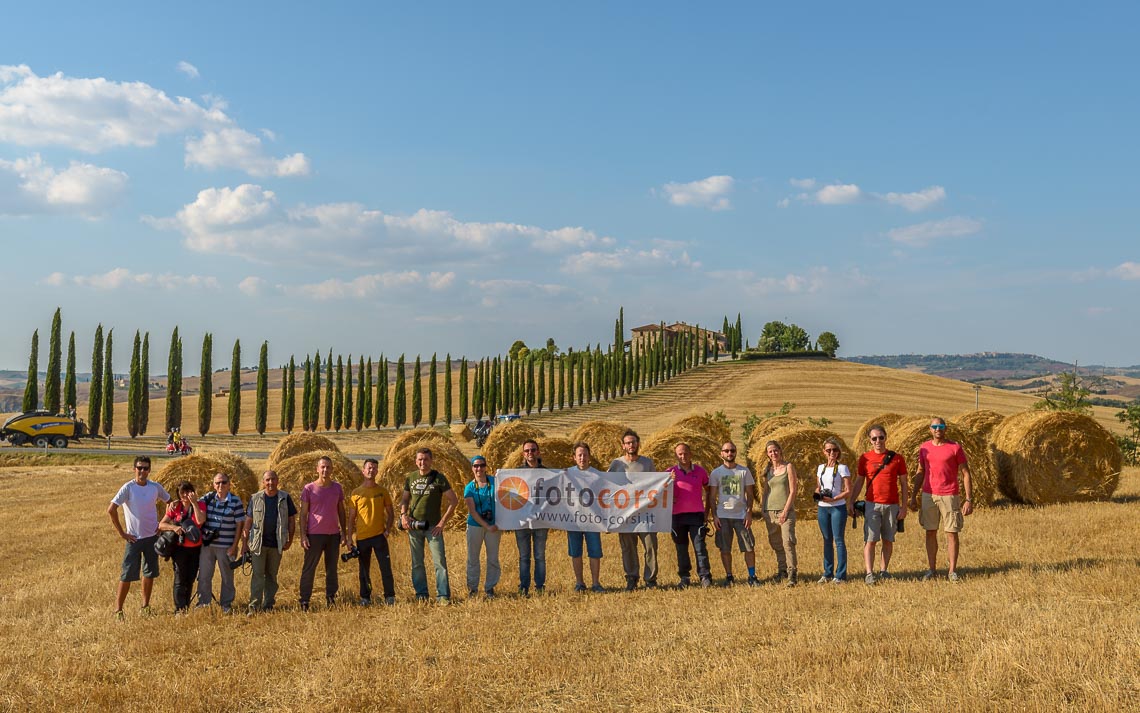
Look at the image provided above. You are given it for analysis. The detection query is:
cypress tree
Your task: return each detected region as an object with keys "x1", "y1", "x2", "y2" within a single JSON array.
[
  {"x1": 472, "y1": 359, "x2": 483, "y2": 420},
  {"x1": 377, "y1": 356, "x2": 389, "y2": 428},
  {"x1": 46, "y1": 308, "x2": 62, "y2": 413},
  {"x1": 393, "y1": 355, "x2": 406, "y2": 429},
  {"x1": 255, "y1": 341, "x2": 268, "y2": 436},
  {"x1": 312, "y1": 352, "x2": 322, "y2": 431},
  {"x1": 363, "y1": 357, "x2": 373, "y2": 429},
  {"x1": 343, "y1": 356, "x2": 353, "y2": 431},
  {"x1": 324, "y1": 350, "x2": 333, "y2": 431},
  {"x1": 547, "y1": 353, "x2": 555, "y2": 410},
  {"x1": 536, "y1": 358, "x2": 545, "y2": 413},
  {"x1": 356, "y1": 356, "x2": 366, "y2": 431},
  {"x1": 227, "y1": 339, "x2": 241, "y2": 435},
  {"x1": 334, "y1": 356, "x2": 344, "y2": 432},
  {"x1": 429, "y1": 353, "x2": 438, "y2": 426},
  {"x1": 411, "y1": 355, "x2": 422, "y2": 426},
  {"x1": 89, "y1": 325, "x2": 104, "y2": 434},
  {"x1": 581, "y1": 350, "x2": 590, "y2": 404},
  {"x1": 734, "y1": 313, "x2": 743, "y2": 352},
  {"x1": 301, "y1": 357, "x2": 312, "y2": 431},
  {"x1": 286, "y1": 357, "x2": 297, "y2": 433},
  {"x1": 127, "y1": 330, "x2": 141, "y2": 438},
  {"x1": 280, "y1": 362, "x2": 288, "y2": 432},
  {"x1": 140, "y1": 333, "x2": 150, "y2": 434},
  {"x1": 22, "y1": 330, "x2": 38, "y2": 413},
  {"x1": 558, "y1": 355, "x2": 565, "y2": 410},
  {"x1": 199, "y1": 334, "x2": 212, "y2": 436},
  {"x1": 444, "y1": 354, "x2": 453, "y2": 425},
  {"x1": 101, "y1": 330, "x2": 114, "y2": 437},
  {"x1": 459, "y1": 357, "x2": 468, "y2": 422},
  {"x1": 633, "y1": 346, "x2": 641, "y2": 392},
  {"x1": 526, "y1": 356, "x2": 536, "y2": 415},
  {"x1": 166, "y1": 328, "x2": 181, "y2": 431},
  {"x1": 65, "y1": 331, "x2": 77, "y2": 414},
  {"x1": 501, "y1": 356, "x2": 511, "y2": 416},
  {"x1": 489, "y1": 357, "x2": 499, "y2": 420}
]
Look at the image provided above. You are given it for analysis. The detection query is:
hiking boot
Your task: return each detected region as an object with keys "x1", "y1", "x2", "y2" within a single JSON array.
[
  {"x1": 948, "y1": 571, "x2": 961, "y2": 583},
  {"x1": 678, "y1": 577, "x2": 691, "y2": 589},
  {"x1": 787, "y1": 571, "x2": 798, "y2": 588},
  {"x1": 700, "y1": 577, "x2": 713, "y2": 588},
  {"x1": 864, "y1": 573, "x2": 877, "y2": 586},
  {"x1": 922, "y1": 570, "x2": 935, "y2": 582}
]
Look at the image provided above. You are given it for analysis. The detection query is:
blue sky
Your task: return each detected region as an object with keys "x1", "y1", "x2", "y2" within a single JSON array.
[{"x1": 2, "y1": 2, "x2": 1138, "y2": 372}]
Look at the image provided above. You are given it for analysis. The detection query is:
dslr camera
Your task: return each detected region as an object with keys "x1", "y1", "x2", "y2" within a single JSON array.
[
  {"x1": 341, "y1": 545, "x2": 360, "y2": 562},
  {"x1": 478, "y1": 510, "x2": 494, "y2": 524},
  {"x1": 229, "y1": 551, "x2": 252, "y2": 570},
  {"x1": 812, "y1": 488, "x2": 832, "y2": 503},
  {"x1": 201, "y1": 527, "x2": 220, "y2": 546},
  {"x1": 399, "y1": 518, "x2": 430, "y2": 531}
]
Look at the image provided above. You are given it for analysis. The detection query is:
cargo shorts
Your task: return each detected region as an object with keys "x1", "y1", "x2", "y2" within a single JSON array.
[
  {"x1": 919, "y1": 493, "x2": 963, "y2": 533},
  {"x1": 121, "y1": 535, "x2": 160, "y2": 582},
  {"x1": 863, "y1": 503, "x2": 898, "y2": 542},
  {"x1": 714, "y1": 518, "x2": 755, "y2": 553}
]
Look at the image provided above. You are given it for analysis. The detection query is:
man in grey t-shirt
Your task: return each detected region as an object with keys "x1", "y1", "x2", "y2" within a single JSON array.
[{"x1": 608, "y1": 429, "x2": 658, "y2": 591}]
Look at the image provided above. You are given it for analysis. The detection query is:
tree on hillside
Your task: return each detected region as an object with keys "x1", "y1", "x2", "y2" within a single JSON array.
[
  {"x1": 536, "y1": 358, "x2": 545, "y2": 413},
  {"x1": 311, "y1": 351, "x2": 321, "y2": 431},
  {"x1": 509, "y1": 340, "x2": 527, "y2": 360},
  {"x1": 1033, "y1": 370, "x2": 1092, "y2": 415},
  {"x1": 45, "y1": 308, "x2": 62, "y2": 413},
  {"x1": 458, "y1": 357, "x2": 468, "y2": 422},
  {"x1": 377, "y1": 356, "x2": 389, "y2": 428},
  {"x1": 1116, "y1": 403, "x2": 1140, "y2": 465},
  {"x1": 734, "y1": 313, "x2": 743, "y2": 352},
  {"x1": 411, "y1": 355, "x2": 423, "y2": 427},
  {"x1": 127, "y1": 331, "x2": 141, "y2": 438},
  {"x1": 89, "y1": 325, "x2": 104, "y2": 433},
  {"x1": 444, "y1": 354, "x2": 452, "y2": 425},
  {"x1": 429, "y1": 353, "x2": 438, "y2": 426},
  {"x1": 65, "y1": 332, "x2": 77, "y2": 415},
  {"x1": 140, "y1": 333, "x2": 150, "y2": 434},
  {"x1": 280, "y1": 362, "x2": 288, "y2": 432},
  {"x1": 166, "y1": 328, "x2": 182, "y2": 430},
  {"x1": 816, "y1": 331, "x2": 840, "y2": 357},
  {"x1": 758, "y1": 321, "x2": 789, "y2": 353},
  {"x1": 472, "y1": 359, "x2": 483, "y2": 420},
  {"x1": 101, "y1": 330, "x2": 114, "y2": 437},
  {"x1": 356, "y1": 356, "x2": 365, "y2": 431},
  {"x1": 363, "y1": 357, "x2": 373, "y2": 430},
  {"x1": 333, "y1": 355, "x2": 344, "y2": 432},
  {"x1": 393, "y1": 355, "x2": 406, "y2": 429},
  {"x1": 301, "y1": 356, "x2": 312, "y2": 432},
  {"x1": 198, "y1": 334, "x2": 212, "y2": 436},
  {"x1": 488, "y1": 357, "x2": 499, "y2": 420},
  {"x1": 343, "y1": 356, "x2": 354, "y2": 431},
  {"x1": 286, "y1": 356, "x2": 297, "y2": 433},
  {"x1": 22, "y1": 330, "x2": 38, "y2": 413},
  {"x1": 255, "y1": 341, "x2": 268, "y2": 436},
  {"x1": 323, "y1": 349, "x2": 333, "y2": 431},
  {"x1": 228, "y1": 339, "x2": 241, "y2": 436}
]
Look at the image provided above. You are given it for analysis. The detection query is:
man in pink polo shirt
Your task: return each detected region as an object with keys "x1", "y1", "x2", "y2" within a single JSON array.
[
  {"x1": 667, "y1": 442, "x2": 712, "y2": 588},
  {"x1": 298, "y1": 455, "x2": 347, "y2": 610},
  {"x1": 908, "y1": 417, "x2": 973, "y2": 582}
]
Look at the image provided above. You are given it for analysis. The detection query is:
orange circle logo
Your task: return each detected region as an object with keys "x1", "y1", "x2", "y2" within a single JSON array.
[{"x1": 497, "y1": 476, "x2": 530, "y2": 511}]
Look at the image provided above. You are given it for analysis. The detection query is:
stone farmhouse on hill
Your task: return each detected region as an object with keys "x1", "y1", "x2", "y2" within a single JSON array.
[{"x1": 628, "y1": 322, "x2": 727, "y2": 353}]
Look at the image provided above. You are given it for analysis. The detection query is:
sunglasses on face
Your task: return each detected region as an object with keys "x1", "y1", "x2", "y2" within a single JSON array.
[
  {"x1": 721, "y1": 448, "x2": 736, "y2": 453},
  {"x1": 930, "y1": 425, "x2": 946, "y2": 431},
  {"x1": 472, "y1": 464, "x2": 486, "y2": 469},
  {"x1": 135, "y1": 466, "x2": 150, "y2": 471},
  {"x1": 824, "y1": 448, "x2": 839, "y2": 453},
  {"x1": 523, "y1": 448, "x2": 538, "y2": 453},
  {"x1": 870, "y1": 436, "x2": 886, "y2": 442},
  {"x1": 214, "y1": 481, "x2": 229, "y2": 485}
]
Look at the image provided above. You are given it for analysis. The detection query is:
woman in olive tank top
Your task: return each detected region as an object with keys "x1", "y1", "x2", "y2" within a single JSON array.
[{"x1": 762, "y1": 440, "x2": 798, "y2": 586}]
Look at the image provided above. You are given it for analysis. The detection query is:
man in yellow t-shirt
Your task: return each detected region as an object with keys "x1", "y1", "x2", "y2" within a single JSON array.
[{"x1": 347, "y1": 458, "x2": 396, "y2": 605}]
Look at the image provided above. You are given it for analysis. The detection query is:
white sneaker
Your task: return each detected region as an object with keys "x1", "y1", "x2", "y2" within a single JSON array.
[
  {"x1": 864, "y1": 573, "x2": 876, "y2": 585},
  {"x1": 817, "y1": 576, "x2": 830, "y2": 584}
]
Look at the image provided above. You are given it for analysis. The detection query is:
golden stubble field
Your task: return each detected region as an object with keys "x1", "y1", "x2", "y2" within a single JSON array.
[{"x1": 1, "y1": 359, "x2": 1137, "y2": 712}]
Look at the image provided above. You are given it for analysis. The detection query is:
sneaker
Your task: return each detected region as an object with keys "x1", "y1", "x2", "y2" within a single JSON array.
[
  {"x1": 484, "y1": 589, "x2": 495, "y2": 599},
  {"x1": 534, "y1": 586, "x2": 545, "y2": 595},
  {"x1": 385, "y1": 597, "x2": 396, "y2": 605},
  {"x1": 574, "y1": 583, "x2": 587, "y2": 593},
  {"x1": 787, "y1": 572, "x2": 798, "y2": 588},
  {"x1": 645, "y1": 581, "x2": 658, "y2": 589},
  {"x1": 194, "y1": 602, "x2": 210, "y2": 609},
  {"x1": 747, "y1": 576, "x2": 761, "y2": 587},
  {"x1": 221, "y1": 605, "x2": 232, "y2": 614},
  {"x1": 591, "y1": 584, "x2": 605, "y2": 594},
  {"x1": 678, "y1": 577, "x2": 691, "y2": 589},
  {"x1": 831, "y1": 577, "x2": 844, "y2": 584},
  {"x1": 139, "y1": 604, "x2": 154, "y2": 617},
  {"x1": 724, "y1": 575, "x2": 736, "y2": 587},
  {"x1": 114, "y1": 610, "x2": 125, "y2": 622},
  {"x1": 437, "y1": 597, "x2": 451, "y2": 606},
  {"x1": 948, "y1": 571, "x2": 961, "y2": 583},
  {"x1": 299, "y1": 602, "x2": 310, "y2": 612},
  {"x1": 468, "y1": 590, "x2": 478, "y2": 598},
  {"x1": 518, "y1": 587, "x2": 530, "y2": 597},
  {"x1": 878, "y1": 570, "x2": 890, "y2": 581},
  {"x1": 921, "y1": 570, "x2": 935, "y2": 582},
  {"x1": 864, "y1": 573, "x2": 877, "y2": 586},
  {"x1": 360, "y1": 598, "x2": 371, "y2": 606},
  {"x1": 414, "y1": 596, "x2": 429, "y2": 604},
  {"x1": 817, "y1": 576, "x2": 831, "y2": 585},
  {"x1": 700, "y1": 577, "x2": 713, "y2": 588},
  {"x1": 624, "y1": 580, "x2": 637, "y2": 592},
  {"x1": 772, "y1": 572, "x2": 786, "y2": 584}
]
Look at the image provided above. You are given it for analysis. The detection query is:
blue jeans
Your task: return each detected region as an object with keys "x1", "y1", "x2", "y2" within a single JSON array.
[
  {"x1": 567, "y1": 531, "x2": 603, "y2": 559},
  {"x1": 817, "y1": 506, "x2": 847, "y2": 580},
  {"x1": 515, "y1": 529, "x2": 549, "y2": 591},
  {"x1": 408, "y1": 530, "x2": 450, "y2": 600}
]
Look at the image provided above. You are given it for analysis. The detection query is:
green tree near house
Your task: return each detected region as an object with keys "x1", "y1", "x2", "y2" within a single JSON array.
[
  {"x1": 45, "y1": 308, "x2": 62, "y2": 413},
  {"x1": 412, "y1": 355, "x2": 423, "y2": 426},
  {"x1": 89, "y1": 325, "x2": 104, "y2": 434},
  {"x1": 22, "y1": 330, "x2": 39, "y2": 413},
  {"x1": 444, "y1": 354, "x2": 453, "y2": 425},
  {"x1": 429, "y1": 353, "x2": 438, "y2": 426},
  {"x1": 140, "y1": 332, "x2": 150, "y2": 434},
  {"x1": 228, "y1": 339, "x2": 241, "y2": 436},
  {"x1": 255, "y1": 341, "x2": 268, "y2": 436},
  {"x1": 816, "y1": 331, "x2": 840, "y2": 357},
  {"x1": 64, "y1": 331, "x2": 77, "y2": 415},
  {"x1": 101, "y1": 330, "x2": 114, "y2": 437},
  {"x1": 393, "y1": 355, "x2": 407, "y2": 429},
  {"x1": 198, "y1": 334, "x2": 212, "y2": 436},
  {"x1": 127, "y1": 330, "x2": 141, "y2": 437}
]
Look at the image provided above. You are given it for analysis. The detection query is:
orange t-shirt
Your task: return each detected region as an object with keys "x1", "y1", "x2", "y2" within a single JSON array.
[{"x1": 857, "y1": 450, "x2": 908, "y2": 504}]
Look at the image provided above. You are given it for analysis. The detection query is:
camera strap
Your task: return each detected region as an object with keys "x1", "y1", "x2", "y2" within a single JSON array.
[{"x1": 866, "y1": 451, "x2": 896, "y2": 483}]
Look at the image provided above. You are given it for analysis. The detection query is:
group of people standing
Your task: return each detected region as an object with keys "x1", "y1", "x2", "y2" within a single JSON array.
[{"x1": 107, "y1": 417, "x2": 973, "y2": 617}]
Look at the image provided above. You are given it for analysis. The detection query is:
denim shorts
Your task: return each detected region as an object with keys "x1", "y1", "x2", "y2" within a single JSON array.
[
  {"x1": 567, "y1": 531, "x2": 603, "y2": 559},
  {"x1": 121, "y1": 535, "x2": 160, "y2": 582}
]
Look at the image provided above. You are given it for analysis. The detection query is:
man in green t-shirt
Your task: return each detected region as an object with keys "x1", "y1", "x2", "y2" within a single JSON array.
[{"x1": 399, "y1": 448, "x2": 458, "y2": 603}]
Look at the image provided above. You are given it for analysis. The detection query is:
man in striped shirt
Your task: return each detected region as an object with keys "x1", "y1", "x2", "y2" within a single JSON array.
[{"x1": 197, "y1": 472, "x2": 246, "y2": 613}]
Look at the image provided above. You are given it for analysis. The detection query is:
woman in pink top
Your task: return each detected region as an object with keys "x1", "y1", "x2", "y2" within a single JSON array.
[{"x1": 667, "y1": 442, "x2": 712, "y2": 588}]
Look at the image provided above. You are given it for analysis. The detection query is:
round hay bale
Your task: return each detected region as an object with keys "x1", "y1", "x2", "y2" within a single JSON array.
[
  {"x1": 747, "y1": 426, "x2": 855, "y2": 517},
  {"x1": 745, "y1": 416, "x2": 805, "y2": 454},
  {"x1": 153, "y1": 455, "x2": 250, "y2": 514},
  {"x1": 952, "y1": 410, "x2": 1005, "y2": 443},
  {"x1": 450, "y1": 422, "x2": 474, "y2": 442},
  {"x1": 482, "y1": 421, "x2": 546, "y2": 471},
  {"x1": 376, "y1": 440, "x2": 472, "y2": 529},
  {"x1": 851, "y1": 413, "x2": 907, "y2": 455},
  {"x1": 991, "y1": 411, "x2": 1121, "y2": 505},
  {"x1": 501, "y1": 436, "x2": 602, "y2": 470},
  {"x1": 383, "y1": 428, "x2": 454, "y2": 462},
  {"x1": 201, "y1": 450, "x2": 258, "y2": 501},
  {"x1": 672, "y1": 414, "x2": 732, "y2": 446},
  {"x1": 267, "y1": 433, "x2": 340, "y2": 468},
  {"x1": 273, "y1": 450, "x2": 362, "y2": 498},
  {"x1": 884, "y1": 417, "x2": 999, "y2": 508},
  {"x1": 569, "y1": 420, "x2": 632, "y2": 464},
  {"x1": 641, "y1": 427, "x2": 723, "y2": 474}
]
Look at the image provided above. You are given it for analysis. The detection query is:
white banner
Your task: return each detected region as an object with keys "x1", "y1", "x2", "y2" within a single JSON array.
[{"x1": 494, "y1": 468, "x2": 672, "y2": 533}]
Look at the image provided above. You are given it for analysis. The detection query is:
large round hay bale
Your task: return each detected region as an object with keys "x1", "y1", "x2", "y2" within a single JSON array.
[
  {"x1": 952, "y1": 410, "x2": 1005, "y2": 443},
  {"x1": 384, "y1": 428, "x2": 454, "y2": 462},
  {"x1": 569, "y1": 421, "x2": 632, "y2": 464},
  {"x1": 201, "y1": 450, "x2": 258, "y2": 501},
  {"x1": 482, "y1": 421, "x2": 546, "y2": 471},
  {"x1": 745, "y1": 416, "x2": 805, "y2": 454},
  {"x1": 377, "y1": 440, "x2": 472, "y2": 529},
  {"x1": 991, "y1": 411, "x2": 1121, "y2": 505},
  {"x1": 267, "y1": 433, "x2": 340, "y2": 468},
  {"x1": 672, "y1": 414, "x2": 732, "y2": 446},
  {"x1": 450, "y1": 422, "x2": 474, "y2": 442},
  {"x1": 885, "y1": 417, "x2": 998, "y2": 508},
  {"x1": 747, "y1": 426, "x2": 855, "y2": 517},
  {"x1": 273, "y1": 450, "x2": 363, "y2": 498},
  {"x1": 500, "y1": 437, "x2": 600, "y2": 470},
  {"x1": 641, "y1": 427, "x2": 723, "y2": 474},
  {"x1": 851, "y1": 413, "x2": 908, "y2": 454},
  {"x1": 154, "y1": 455, "x2": 256, "y2": 510}
]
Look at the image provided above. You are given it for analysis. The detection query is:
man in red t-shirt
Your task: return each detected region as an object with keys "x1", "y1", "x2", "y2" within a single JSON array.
[
  {"x1": 908, "y1": 417, "x2": 973, "y2": 582},
  {"x1": 851, "y1": 424, "x2": 908, "y2": 585}
]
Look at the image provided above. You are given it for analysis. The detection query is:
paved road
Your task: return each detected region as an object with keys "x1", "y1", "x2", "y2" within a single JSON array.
[{"x1": 0, "y1": 445, "x2": 383, "y2": 461}]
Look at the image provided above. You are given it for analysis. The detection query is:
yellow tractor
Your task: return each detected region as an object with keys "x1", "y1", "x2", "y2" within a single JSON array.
[{"x1": 0, "y1": 411, "x2": 89, "y2": 448}]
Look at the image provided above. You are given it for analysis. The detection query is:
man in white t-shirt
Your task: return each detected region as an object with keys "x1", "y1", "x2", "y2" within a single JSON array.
[
  {"x1": 709, "y1": 441, "x2": 760, "y2": 586},
  {"x1": 108, "y1": 456, "x2": 171, "y2": 619}
]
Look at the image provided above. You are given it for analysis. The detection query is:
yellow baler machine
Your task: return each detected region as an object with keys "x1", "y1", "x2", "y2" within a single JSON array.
[{"x1": 0, "y1": 411, "x2": 88, "y2": 448}]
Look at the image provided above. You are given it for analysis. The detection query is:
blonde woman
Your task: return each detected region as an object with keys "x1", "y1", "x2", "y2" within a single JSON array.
[
  {"x1": 814, "y1": 437, "x2": 851, "y2": 584},
  {"x1": 762, "y1": 441, "x2": 798, "y2": 587}
]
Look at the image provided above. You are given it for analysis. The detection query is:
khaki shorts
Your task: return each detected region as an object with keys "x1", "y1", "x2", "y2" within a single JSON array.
[
  {"x1": 714, "y1": 518, "x2": 755, "y2": 553},
  {"x1": 919, "y1": 493, "x2": 963, "y2": 533}
]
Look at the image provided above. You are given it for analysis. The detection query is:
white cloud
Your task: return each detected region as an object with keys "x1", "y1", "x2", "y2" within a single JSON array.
[
  {"x1": 561, "y1": 247, "x2": 699, "y2": 274},
  {"x1": 776, "y1": 198, "x2": 790, "y2": 208},
  {"x1": 238, "y1": 276, "x2": 266, "y2": 296},
  {"x1": 1109, "y1": 262, "x2": 1140, "y2": 280},
  {"x1": 660, "y1": 175, "x2": 734, "y2": 211},
  {"x1": 886, "y1": 216, "x2": 983, "y2": 246},
  {"x1": 703, "y1": 266, "x2": 868, "y2": 296},
  {"x1": 815, "y1": 183, "x2": 863, "y2": 205},
  {"x1": 150, "y1": 184, "x2": 617, "y2": 266},
  {"x1": 185, "y1": 128, "x2": 310, "y2": 177},
  {"x1": 0, "y1": 154, "x2": 128, "y2": 217},
  {"x1": 287, "y1": 270, "x2": 456, "y2": 300},
  {"x1": 880, "y1": 185, "x2": 946, "y2": 212},
  {"x1": 176, "y1": 61, "x2": 200, "y2": 79},
  {"x1": 0, "y1": 64, "x2": 306, "y2": 178},
  {"x1": 789, "y1": 177, "x2": 816, "y2": 189},
  {"x1": 47, "y1": 267, "x2": 220, "y2": 290}
]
